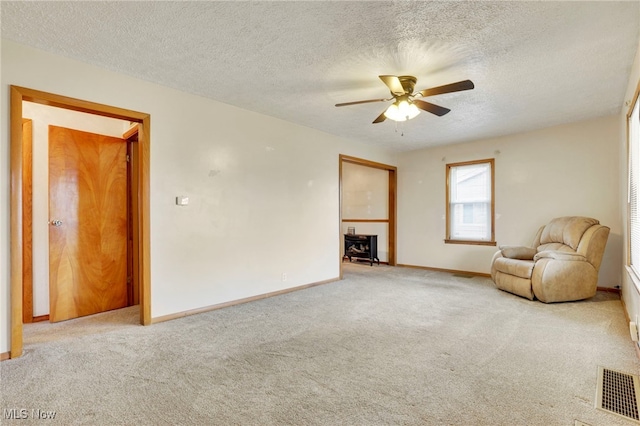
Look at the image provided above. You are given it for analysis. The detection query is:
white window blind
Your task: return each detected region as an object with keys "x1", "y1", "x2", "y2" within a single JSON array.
[
  {"x1": 629, "y1": 96, "x2": 640, "y2": 277},
  {"x1": 448, "y1": 161, "x2": 493, "y2": 241}
]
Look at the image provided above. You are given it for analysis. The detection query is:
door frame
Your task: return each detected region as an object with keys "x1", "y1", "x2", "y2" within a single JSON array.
[
  {"x1": 339, "y1": 154, "x2": 397, "y2": 279},
  {"x1": 10, "y1": 85, "x2": 151, "y2": 358},
  {"x1": 21, "y1": 118, "x2": 34, "y2": 323}
]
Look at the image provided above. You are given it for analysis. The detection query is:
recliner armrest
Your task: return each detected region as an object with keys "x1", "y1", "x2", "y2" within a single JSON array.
[
  {"x1": 534, "y1": 250, "x2": 587, "y2": 262},
  {"x1": 500, "y1": 245, "x2": 537, "y2": 260}
]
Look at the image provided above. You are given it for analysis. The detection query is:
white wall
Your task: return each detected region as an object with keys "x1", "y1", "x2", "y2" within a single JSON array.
[
  {"x1": 341, "y1": 162, "x2": 389, "y2": 262},
  {"x1": 22, "y1": 102, "x2": 130, "y2": 316},
  {"x1": 397, "y1": 115, "x2": 622, "y2": 285},
  {"x1": 621, "y1": 39, "x2": 640, "y2": 351},
  {"x1": 0, "y1": 40, "x2": 396, "y2": 354}
]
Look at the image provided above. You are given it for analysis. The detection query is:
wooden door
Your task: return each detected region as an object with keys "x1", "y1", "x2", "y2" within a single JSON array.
[{"x1": 48, "y1": 126, "x2": 128, "y2": 322}]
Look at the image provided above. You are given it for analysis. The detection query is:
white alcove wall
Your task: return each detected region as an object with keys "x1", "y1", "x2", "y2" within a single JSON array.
[{"x1": 341, "y1": 161, "x2": 390, "y2": 262}]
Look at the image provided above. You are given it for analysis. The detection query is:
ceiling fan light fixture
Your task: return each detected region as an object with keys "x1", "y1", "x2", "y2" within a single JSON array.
[
  {"x1": 384, "y1": 99, "x2": 420, "y2": 122},
  {"x1": 336, "y1": 75, "x2": 474, "y2": 124},
  {"x1": 384, "y1": 103, "x2": 403, "y2": 121}
]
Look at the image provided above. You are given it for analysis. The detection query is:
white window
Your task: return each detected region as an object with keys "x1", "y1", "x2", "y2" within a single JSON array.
[
  {"x1": 446, "y1": 159, "x2": 495, "y2": 245},
  {"x1": 628, "y1": 93, "x2": 640, "y2": 280}
]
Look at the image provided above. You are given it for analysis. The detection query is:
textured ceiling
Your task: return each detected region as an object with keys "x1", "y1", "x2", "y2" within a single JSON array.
[{"x1": 2, "y1": 1, "x2": 639, "y2": 152}]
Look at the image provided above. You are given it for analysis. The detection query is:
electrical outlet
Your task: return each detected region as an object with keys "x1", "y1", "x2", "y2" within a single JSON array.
[{"x1": 281, "y1": 273, "x2": 287, "y2": 282}]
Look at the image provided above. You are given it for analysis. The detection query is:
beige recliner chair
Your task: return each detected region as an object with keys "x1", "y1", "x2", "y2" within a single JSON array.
[{"x1": 491, "y1": 217, "x2": 610, "y2": 303}]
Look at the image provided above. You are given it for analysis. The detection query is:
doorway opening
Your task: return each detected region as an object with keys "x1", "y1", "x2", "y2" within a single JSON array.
[
  {"x1": 339, "y1": 154, "x2": 397, "y2": 279},
  {"x1": 10, "y1": 86, "x2": 151, "y2": 359}
]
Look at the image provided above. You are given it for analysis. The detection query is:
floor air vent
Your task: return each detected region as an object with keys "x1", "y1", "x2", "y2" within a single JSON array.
[{"x1": 596, "y1": 366, "x2": 640, "y2": 423}]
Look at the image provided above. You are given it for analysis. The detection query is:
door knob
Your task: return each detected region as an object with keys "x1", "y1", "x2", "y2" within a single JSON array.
[{"x1": 50, "y1": 220, "x2": 63, "y2": 227}]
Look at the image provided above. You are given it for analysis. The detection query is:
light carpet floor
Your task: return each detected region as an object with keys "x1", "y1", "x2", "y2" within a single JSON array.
[{"x1": 1, "y1": 263, "x2": 639, "y2": 425}]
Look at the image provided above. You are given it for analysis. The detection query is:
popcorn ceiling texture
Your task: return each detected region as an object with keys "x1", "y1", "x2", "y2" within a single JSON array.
[{"x1": 1, "y1": 1, "x2": 638, "y2": 151}]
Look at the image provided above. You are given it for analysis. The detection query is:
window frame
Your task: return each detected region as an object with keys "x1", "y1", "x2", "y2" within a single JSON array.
[
  {"x1": 445, "y1": 158, "x2": 496, "y2": 246},
  {"x1": 626, "y1": 80, "x2": 640, "y2": 291}
]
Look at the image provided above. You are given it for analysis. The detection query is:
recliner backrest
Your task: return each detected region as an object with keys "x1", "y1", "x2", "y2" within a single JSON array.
[{"x1": 538, "y1": 216, "x2": 599, "y2": 250}]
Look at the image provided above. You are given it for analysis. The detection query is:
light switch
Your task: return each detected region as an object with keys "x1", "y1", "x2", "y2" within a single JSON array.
[{"x1": 176, "y1": 196, "x2": 189, "y2": 206}]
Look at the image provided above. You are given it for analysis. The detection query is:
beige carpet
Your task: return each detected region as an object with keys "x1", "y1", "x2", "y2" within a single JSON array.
[{"x1": 1, "y1": 263, "x2": 639, "y2": 425}]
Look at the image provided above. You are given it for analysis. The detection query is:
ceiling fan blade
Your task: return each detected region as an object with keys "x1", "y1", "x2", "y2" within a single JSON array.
[
  {"x1": 372, "y1": 110, "x2": 387, "y2": 124},
  {"x1": 413, "y1": 99, "x2": 451, "y2": 117},
  {"x1": 379, "y1": 75, "x2": 405, "y2": 96},
  {"x1": 335, "y1": 98, "x2": 388, "y2": 107},
  {"x1": 418, "y1": 79, "x2": 474, "y2": 97}
]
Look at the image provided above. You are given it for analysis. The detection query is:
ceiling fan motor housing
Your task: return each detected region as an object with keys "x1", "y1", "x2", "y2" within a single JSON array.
[{"x1": 398, "y1": 76, "x2": 417, "y2": 95}]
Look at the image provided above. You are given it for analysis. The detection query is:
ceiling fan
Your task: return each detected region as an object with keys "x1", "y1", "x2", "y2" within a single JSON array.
[{"x1": 335, "y1": 75, "x2": 474, "y2": 124}]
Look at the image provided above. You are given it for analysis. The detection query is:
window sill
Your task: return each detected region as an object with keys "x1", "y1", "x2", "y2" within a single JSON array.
[
  {"x1": 444, "y1": 239, "x2": 497, "y2": 247},
  {"x1": 625, "y1": 265, "x2": 640, "y2": 295}
]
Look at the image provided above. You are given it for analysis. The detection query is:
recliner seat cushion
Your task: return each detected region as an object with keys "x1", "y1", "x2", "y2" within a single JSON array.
[
  {"x1": 493, "y1": 257, "x2": 535, "y2": 279},
  {"x1": 536, "y1": 242, "x2": 575, "y2": 253}
]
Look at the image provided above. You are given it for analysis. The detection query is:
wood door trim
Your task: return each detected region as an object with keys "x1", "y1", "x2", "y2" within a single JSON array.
[
  {"x1": 342, "y1": 219, "x2": 389, "y2": 223},
  {"x1": 9, "y1": 86, "x2": 151, "y2": 359},
  {"x1": 388, "y1": 168, "x2": 397, "y2": 266},
  {"x1": 22, "y1": 119, "x2": 33, "y2": 323},
  {"x1": 123, "y1": 124, "x2": 139, "y2": 140},
  {"x1": 32, "y1": 315, "x2": 49, "y2": 323},
  {"x1": 340, "y1": 154, "x2": 398, "y2": 172},
  {"x1": 338, "y1": 154, "x2": 397, "y2": 278},
  {"x1": 339, "y1": 156, "x2": 343, "y2": 280},
  {"x1": 138, "y1": 116, "x2": 151, "y2": 326},
  {"x1": 13, "y1": 86, "x2": 148, "y2": 122},
  {"x1": 10, "y1": 87, "x2": 24, "y2": 356}
]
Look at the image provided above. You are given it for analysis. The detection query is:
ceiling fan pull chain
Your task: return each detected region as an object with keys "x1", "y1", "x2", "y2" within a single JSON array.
[{"x1": 393, "y1": 120, "x2": 405, "y2": 137}]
